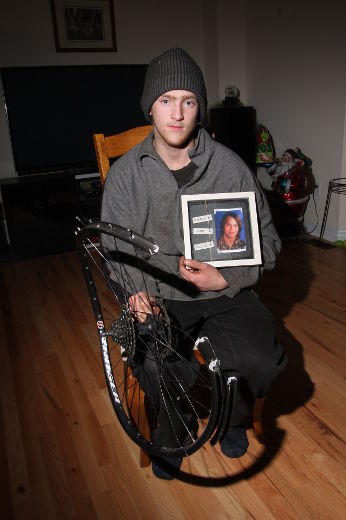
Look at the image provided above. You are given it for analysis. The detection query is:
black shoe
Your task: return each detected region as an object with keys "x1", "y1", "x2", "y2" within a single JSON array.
[
  {"x1": 220, "y1": 428, "x2": 249, "y2": 458},
  {"x1": 151, "y1": 454, "x2": 183, "y2": 480}
]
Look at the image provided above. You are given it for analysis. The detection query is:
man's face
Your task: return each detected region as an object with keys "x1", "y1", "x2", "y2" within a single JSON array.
[
  {"x1": 150, "y1": 90, "x2": 199, "y2": 149},
  {"x1": 223, "y1": 216, "x2": 239, "y2": 240}
]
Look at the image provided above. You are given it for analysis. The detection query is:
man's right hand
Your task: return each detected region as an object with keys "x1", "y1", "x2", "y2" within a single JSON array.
[{"x1": 128, "y1": 291, "x2": 160, "y2": 323}]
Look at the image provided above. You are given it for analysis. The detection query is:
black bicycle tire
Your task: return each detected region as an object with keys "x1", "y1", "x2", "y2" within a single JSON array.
[{"x1": 77, "y1": 221, "x2": 223, "y2": 457}]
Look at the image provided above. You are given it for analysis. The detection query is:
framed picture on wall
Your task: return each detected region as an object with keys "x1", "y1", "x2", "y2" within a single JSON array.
[
  {"x1": 50, "y1": 0, "x2": 117, "y2": 52},
  {"x1": 181, "y1": 192, "x2": 262, "y2": 267}
]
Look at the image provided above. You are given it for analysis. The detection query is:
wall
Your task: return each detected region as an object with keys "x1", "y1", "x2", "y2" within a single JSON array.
[
  {"x1": 245, "y1": 0, "x2": 346, "y2": 240},
  {"x1": 216, "y1": 1, "x2": 247, "y2": 106},
  {"x1": 1, "y1": 0, "x2": 345, "y2": 239},
  {"x1": 0, "y1": 0, "x2": 208, "y2": 178},
  {"x1": 340, "y1": 96, "x2": 346, "y2": 235}
]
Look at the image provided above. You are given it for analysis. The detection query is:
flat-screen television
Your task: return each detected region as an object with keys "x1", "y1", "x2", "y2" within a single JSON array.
[{"x1": 1, "y1": 64, "x2": 148, "y2": 176}]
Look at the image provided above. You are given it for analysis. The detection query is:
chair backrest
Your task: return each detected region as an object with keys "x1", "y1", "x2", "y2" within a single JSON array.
[{"x1": 93, "y1": 125, "x2": 152, "y2": 186}]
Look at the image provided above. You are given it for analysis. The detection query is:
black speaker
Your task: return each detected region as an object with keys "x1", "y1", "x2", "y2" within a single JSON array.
[{"x1": 210, "y1": 106, "x2": 257, "y2": 173}]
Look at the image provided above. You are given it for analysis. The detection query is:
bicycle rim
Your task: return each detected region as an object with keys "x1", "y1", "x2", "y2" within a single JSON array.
[{"x1": 77, "y1": 221, "x2": 223, "y2": 457}]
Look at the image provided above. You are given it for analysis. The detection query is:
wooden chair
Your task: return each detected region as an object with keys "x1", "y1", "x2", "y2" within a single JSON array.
[
  {"x1": 93, "y1": 125, "x2": 265, "y2": 467},
  {"x1": 93, "y1": 125, "x2": 152, "y2": 466},
  {"x1": 93, "y1": 125, "x2": 153, "y2": 185}
]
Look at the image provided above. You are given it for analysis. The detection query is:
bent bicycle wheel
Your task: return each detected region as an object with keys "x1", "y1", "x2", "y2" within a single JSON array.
[{"x1": 76, "y1": 221, "x2": 223, "y2": 457}]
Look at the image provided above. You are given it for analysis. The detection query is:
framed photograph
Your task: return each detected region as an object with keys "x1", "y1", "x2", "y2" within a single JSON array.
[
  {"x1": 181, "y1": 192, "x2": 262, "y2": 267},
  {"x1": 51, "y1": 0, "x2": 117, "y2": 52}
]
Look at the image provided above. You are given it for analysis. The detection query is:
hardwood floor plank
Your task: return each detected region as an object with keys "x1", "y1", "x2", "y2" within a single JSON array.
[
  {"x1": 40, "y1": 408, "x2": 99, "y2": 519},
  {"x1": 1, "y1": 243, "x2": 345, "y2": 519},
  {"x1": 0, "y1": 399, "x2": 13, "y2": 520},
  {"x1": 101, "y1": 422, "x2": 165, "y2": 520},
  {"x1": 1, "y1": 377, "x2": 31, "y2": 510},
  {"x1": 39, "y1": 430, "x2": 78, "y2": 519}
]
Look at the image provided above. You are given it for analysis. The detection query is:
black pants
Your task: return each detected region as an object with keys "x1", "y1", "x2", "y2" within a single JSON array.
[{"x1": 164, "y1": 289, "x2": 287, "y2": 428}]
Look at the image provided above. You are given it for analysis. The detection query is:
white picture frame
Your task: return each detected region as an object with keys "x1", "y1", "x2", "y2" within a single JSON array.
[{"x1": 181, "y1": 192, "x2": 262, "y2": 267}]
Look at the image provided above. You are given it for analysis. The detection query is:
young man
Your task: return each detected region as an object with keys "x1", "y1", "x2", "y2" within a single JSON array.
[{"x1": 102, "y1": 47, "x2": 287, "y2": 479}]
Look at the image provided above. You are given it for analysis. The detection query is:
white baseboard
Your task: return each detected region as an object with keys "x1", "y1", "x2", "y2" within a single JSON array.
[{"x1": 303, "y1": 220, "x2": 346, "y2": 242}]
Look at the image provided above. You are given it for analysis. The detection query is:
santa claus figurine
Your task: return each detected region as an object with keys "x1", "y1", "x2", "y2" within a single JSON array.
[{"x1": 267, "y1": 148, "x2": 304, "y2": 178}]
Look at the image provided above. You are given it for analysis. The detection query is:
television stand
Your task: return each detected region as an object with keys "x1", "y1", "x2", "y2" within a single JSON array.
[{"x1": 0, "y1": 171, "x2": 100, "y2": 261}]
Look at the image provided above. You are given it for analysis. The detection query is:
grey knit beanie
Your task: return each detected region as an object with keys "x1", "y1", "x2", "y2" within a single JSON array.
[{"x1": 140, "y1": 47, "x2": 207, "y2": 123}]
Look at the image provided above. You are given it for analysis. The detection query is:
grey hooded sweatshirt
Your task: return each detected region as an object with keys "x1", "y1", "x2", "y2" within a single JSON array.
[{"x1": 101, "y1": 128, "x2": 281, "y2": 301}]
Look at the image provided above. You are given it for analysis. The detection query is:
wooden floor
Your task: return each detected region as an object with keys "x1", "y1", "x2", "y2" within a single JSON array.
[{"x1": 0, "y1": 240, "x2": 345, "y2": 519}]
